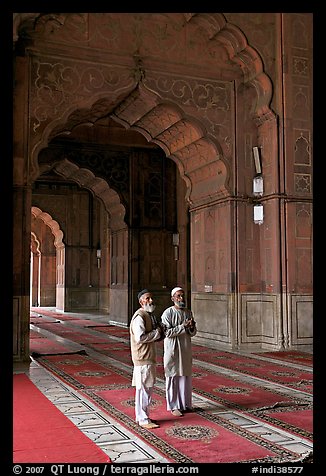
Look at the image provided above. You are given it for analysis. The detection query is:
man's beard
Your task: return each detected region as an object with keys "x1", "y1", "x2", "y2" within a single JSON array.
[
  {"x1": 177, "y1": 301, "x2": 186, "y2": 308},
  {"x1": 143, "y1": 303, "x2": 156, "y2": 313}
]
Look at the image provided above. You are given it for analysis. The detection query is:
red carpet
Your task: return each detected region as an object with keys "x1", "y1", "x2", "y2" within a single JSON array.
[
  {"x1": 37, "y1": 353, "x2": 131, "y2": 389},
  {"x1": 190, "y1": 345, "x2": 313, "y2": 393},
  {"x1": 36, "y1": 352, "x2": 312, "y2": 461},
  {"x1": 88, "y1": 337, "x2": 313, "y2": 395},
  {"x1": 30, "y1": 309, "x2": 313, "y2": 463},
  {"x1": 265, "y1": 409, "x2": 313, "y2": 434},
  {"x1": 30, "y1": 330, "x2": 46, "y2": 339},
  {"x1": 89, "y1": 324, "x2": 130, "y2": 338},
  {"x1": 13, "y1": 373, "x2": 111, "y2": 463},
  {"x1": 30, "y1": 337, "x2": 86, "y2": 357},
  {"x1": 164, "y1": 364, "x2": 299, "y2": 410},
  {"x1": 30, "y1": 316, "x2": 58, "y2": 325},
  {"x1": 31, "y1": 307, "x2": 67, "y2": 319},
  {"x1": 90, "y1": 386, "x2": 292, "y2": 463},
  {"x1": 87, "y1": 341, "x2": 133, "y2": 365},
  {"x1": 253, "y1": 351, "x2": 313, "y2": 366},
  {"x1": 33, "y1": 316, "x2": 312, "y2": 393},
  {"x1": 83, "y1": 341, "x2": 313, "y2": 441},
  {"x1": 66, "y1": 319, "x2": 110, "y2": 327},
  {"x1": 31, "y1": 321, "x2": 109, "y2": 344}
]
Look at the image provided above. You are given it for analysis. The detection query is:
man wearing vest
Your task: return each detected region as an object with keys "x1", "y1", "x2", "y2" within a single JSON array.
[{"x1": 130, "y1": 289, "x2": 164, "y2": 429}]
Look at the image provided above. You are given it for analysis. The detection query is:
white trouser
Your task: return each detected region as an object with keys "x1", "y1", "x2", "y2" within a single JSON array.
[
  {"x1": 135, "y1": 385, "x2": 153, "y2": 425},
  {"x1": 165, "y1": 376, "x2": 192, "y2": 411}
]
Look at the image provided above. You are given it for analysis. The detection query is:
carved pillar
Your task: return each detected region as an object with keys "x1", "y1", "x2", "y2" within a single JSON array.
[
  {"x1": 175, "y1": 172, "x2": 190, "y2": 300},
  {"x1": 280, "y1": 13, "x2": 313, "y2": 350},
  {"x1": 109, "y1": 228, "x2": 129, "y2": 326},
  {"x1": 13, "y1": 54, "x2": 32, "y2": 367},
  {"x1": 56, "y1": 246, "x2": 65, "y2": 311},
  {"x1": 30, "y1": 250, "x2": 40, "y2": 307},
  {"x1": 13, "y1": 185, "x2": 32, "y2": 366}
]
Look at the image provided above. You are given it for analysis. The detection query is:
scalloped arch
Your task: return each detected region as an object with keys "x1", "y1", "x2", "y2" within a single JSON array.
[
  {"x1": 185, "y1": 13, "x2": 272, "y2": 98},
  {"x1": 31, "y1": 231, "x2": 41, "y2": 254},
  {"x1": 31, "y1": 206, "x2": 64, "y2": 248},
  {"x1": 43, "y1": 159, "x2": 127, "y2": 231},
  {"x1": 32, "y1": 84, "x2": 229, "y2": 205}
]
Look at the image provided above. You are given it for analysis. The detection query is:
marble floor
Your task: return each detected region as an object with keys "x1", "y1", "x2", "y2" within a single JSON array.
[{"x1": 15, "y1": 308, "x2": 313, "y2": 464}]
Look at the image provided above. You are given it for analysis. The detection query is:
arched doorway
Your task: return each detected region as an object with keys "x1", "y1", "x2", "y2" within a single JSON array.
[
  {"x1": 34, "y1": 133, "x2": 183, "y2": 322},
  {"x1": 31, "y1": 207, "x2": 65, "y2": 309},
  {"x1": 30, "y1": 232, "x2": 41, "y2": 307}
]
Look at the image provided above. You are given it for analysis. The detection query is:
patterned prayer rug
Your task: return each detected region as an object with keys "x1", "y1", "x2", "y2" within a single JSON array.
[
  {"x1": 249, "y1": 408, "x2": 313, "y2": 438},
  {"x1": 30, "y1": 329, "x2": 46, "y2": 339},
  {"x1": 31, "y1": 310, "x2": 313, "y2": 462},
  {"x1": 31, "y1": 307, "x2": 67, "y2": 319},
  {"x1": 33, "y1": 316, "x2": 312, "y2": 394},
  {"x1": 30, "y1": 316, "x2": 58, "y2": 325},
  {"x1": 107, "y1": 347, "x2": 313, "y2": 442},
  {"x1": 36, "y1": 353, "x2": 131, "y2": 390},
  {"x1": 85, "y1": 337, "x2": 313, "y2": 395},
  {"x1": 253, "y1": 351, "x2": 313, "y2": 367},
  {"x1": 33, "y1": 354, "x2": 304, "y2": 463},
  {"x1": 90, "y1": 387, "x2": 287, "y2": 463},
  {"x1": 66, "y1": 320, "x2": 110, "y2": 327},
  {"x1": 30, "y1": 336, "x2": 87, "y2": 357},
  {"x1": 31, "y1": 321, "x2": 110, "y2": 344},
  {"x1": 88, "y1": 324, "x2": 130, "y2": 338}
]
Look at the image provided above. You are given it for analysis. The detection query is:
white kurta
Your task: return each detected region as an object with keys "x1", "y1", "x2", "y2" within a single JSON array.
[
  {"x1": 161, "y1": 306, "x2": 197, "y2": 377},
  {"x1": 161, "y1": 306, "x2": 197, "y2": 411}
]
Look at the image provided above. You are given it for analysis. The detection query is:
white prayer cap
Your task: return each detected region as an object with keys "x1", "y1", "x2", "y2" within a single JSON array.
[{"x1": 171, "y1": 286, "x2": 183, "y2": 297}]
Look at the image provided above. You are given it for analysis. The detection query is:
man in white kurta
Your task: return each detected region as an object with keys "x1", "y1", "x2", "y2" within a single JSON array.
[
  {"x1": 130, "y1": 289, "x2": 163, "y2": 429},
  {"x1": 161, "y1": 286, "x2": 197, "y2": 416}
]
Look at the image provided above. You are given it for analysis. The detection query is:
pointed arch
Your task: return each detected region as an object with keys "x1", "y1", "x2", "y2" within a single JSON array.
[
  {"x1": 31, "y1": 84, "x2": 229, "y2": 206},
  {"x1": 39, "y1": 160, "x2": 127, "y2": 231},
  {"x1": 31, "y1": 206, "x2": 64, "y2": 248},
  {"x1": 31, "y1": 206, "x2": 64, "y2": 308}
]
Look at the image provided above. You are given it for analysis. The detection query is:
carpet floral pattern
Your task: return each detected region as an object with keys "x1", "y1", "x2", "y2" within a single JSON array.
[{"x1": 30, "y1": 309, "x2": 313, "y2": 463}]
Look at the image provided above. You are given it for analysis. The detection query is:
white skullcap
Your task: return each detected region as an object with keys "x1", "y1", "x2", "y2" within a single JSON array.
[{"x1": 171, "y1": 286, "x2": 183, "y2": 297}]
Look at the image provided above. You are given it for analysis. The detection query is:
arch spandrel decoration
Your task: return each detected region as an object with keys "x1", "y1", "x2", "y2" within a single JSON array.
[
  {"x1": 27, "y1": 61, "x2": 138, "y2": 180},
  {"x1": 15, "y1": 12, "x2": 275, "y2": 206}
]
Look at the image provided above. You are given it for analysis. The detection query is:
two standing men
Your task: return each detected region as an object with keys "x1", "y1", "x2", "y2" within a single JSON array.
[{"x1": 129, "y1": 287, "x2": 197, "y2": 429}]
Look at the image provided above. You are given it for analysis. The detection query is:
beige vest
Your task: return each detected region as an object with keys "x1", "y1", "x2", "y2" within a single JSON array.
[{"x1": 130, "y1": 309, "x2": 157, "y2": 366}]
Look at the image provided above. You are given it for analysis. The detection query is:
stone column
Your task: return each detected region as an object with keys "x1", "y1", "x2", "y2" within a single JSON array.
[
  {"x1": 13, "y1": 185, "x2": 32, "y2": 367},
  {"x1": 13, "y1": 54, "x2": 32, "y2": 368}
]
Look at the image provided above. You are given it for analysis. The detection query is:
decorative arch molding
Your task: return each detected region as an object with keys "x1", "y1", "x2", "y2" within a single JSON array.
[
  {"x1": 39, "y1": 159, "x2": 127, "y2": 231},
  {"x1": 184, "y1": 13, "x2": 273, "y2": 110},
  {"x1": 32, "y1": 83, "x2": 229, "y2": 206},
  {"x1": 16, "y1": 12, "x2": 273, "y2": 205},
  {"x1": 28, "y1": 79, "x2": 138, "y2": 182},
  {"x1": 31, "y1": 206, "x2": 64, "y2": 248},
  {"x1": 110, "y1": 84, "x2": 229, "y2": 204},
  {"x1": 30, "y1": 231, "x2": 41, "y2": 255},
  {"x1": 13, "y1": 13, "x2": 40, "y2": 42},
  {"x1": 14, "y1": 12, "x2": 273, "y2": 100}
]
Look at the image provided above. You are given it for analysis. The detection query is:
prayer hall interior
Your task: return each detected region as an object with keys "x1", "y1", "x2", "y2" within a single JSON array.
[{"x1": 10, "y1": 12, "x2": 313, "y2": 467}]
